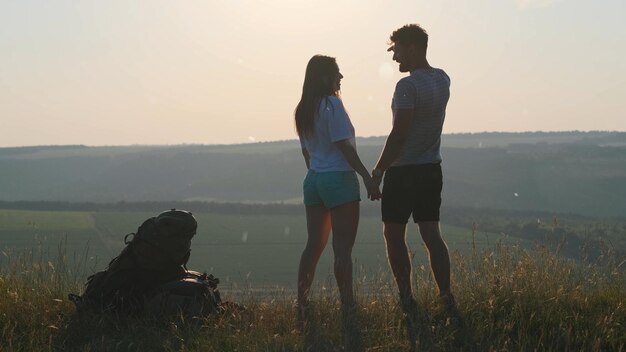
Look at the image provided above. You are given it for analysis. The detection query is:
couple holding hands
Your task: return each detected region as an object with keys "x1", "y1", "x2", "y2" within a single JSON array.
[{"x1": 295, "y1": 24, "x2": 457, "y2": 349}]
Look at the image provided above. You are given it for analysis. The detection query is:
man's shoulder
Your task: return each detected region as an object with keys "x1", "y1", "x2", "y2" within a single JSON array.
[
  {"x1": 394, "y1": 76, "x2": 416, "y2": 93},
  {"x1": 409, "y1": 67, "x2": 449, "y2": 77},
  {"x1": 436, "y1": 68, "x2": 451, "y2": 83},
  {"x1": 407, "y1": 68, "x2": 451, "y2": 87},
  {"x1": 396, "y1": 75, "x2": 414, "y2": 85}
]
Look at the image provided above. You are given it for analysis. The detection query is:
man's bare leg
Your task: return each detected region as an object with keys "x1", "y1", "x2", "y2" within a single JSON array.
[
  {"x1": 417, "y1": 221, "x2": 451, "y2": 297},
  {"x1": 383, "y1": 222, "x2": 413, "y2": 300},
  {"x1": 384, "y1": 221, "x2": 420, "y2": 349}
]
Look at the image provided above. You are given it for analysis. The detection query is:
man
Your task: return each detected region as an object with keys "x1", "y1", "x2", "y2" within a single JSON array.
[{"x1": 372, "y1": 24, "x2": 456, "y2": 341}]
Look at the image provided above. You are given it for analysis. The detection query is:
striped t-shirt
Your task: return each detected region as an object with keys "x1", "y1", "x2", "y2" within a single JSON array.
[{"x1": 391, "y1": 68, "x2": 450, "y2": 166}]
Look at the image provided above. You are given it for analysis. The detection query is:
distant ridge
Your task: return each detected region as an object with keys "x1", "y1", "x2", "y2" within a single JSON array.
[
  {"x1": 1, "y1": 131, "x2": 624, "y2": 150},
  {"x1": 0, "y1": 131, "x2": 624, "y2": 217}
]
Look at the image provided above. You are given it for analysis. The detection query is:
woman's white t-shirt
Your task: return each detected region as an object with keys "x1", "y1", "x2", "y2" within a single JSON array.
[{"x1": 299, "y1": 96, "x2": 355, "y2": 172}]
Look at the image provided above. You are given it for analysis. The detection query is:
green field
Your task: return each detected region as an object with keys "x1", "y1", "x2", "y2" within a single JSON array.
[
  {"x1": 1, "y1": 208, "x2": 624, "y2": 351},
  {"x1": 0, "y1": 209, "x2": 518, "y2": 288}
]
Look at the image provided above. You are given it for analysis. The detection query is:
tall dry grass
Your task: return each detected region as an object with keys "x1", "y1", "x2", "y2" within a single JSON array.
[{"x1": 1, "y1": 238, "x2": 624, "y2": 351}]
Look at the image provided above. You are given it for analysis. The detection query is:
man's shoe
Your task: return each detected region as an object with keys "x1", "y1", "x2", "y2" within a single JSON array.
[{"x1": 438, "y1": 293, "x2": 464, "y2": 329}]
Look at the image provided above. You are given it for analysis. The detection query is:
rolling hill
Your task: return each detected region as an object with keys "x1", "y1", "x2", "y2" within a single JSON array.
[{"x1": 1, "y1": 131, "x2": 625, "y2": 217}]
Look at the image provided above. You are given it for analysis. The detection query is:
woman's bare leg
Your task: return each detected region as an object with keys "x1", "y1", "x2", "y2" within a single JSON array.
[
  {"x1": 297, "y1": 205, "x2": 331, "y2": 305},
  {"x1": 330, "y1": 201, "x2": 360, "y2": 306}
]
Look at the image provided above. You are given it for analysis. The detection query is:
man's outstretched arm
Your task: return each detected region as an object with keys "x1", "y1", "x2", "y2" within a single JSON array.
[{"x1": 373, "y1": 108, "x2": 414, "y2": 177}]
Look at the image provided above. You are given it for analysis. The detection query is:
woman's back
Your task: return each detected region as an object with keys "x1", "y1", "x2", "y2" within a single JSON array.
[{"x1": 299, "y1": 96, "x2": 355, "y2": 172}]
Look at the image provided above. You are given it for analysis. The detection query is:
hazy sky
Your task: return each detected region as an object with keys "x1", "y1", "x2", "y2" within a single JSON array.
[{"x1": 1, "y1": 0, "x2": 625, "y2": 146}]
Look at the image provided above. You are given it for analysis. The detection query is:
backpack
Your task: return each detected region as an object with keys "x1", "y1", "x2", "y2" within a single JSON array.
[
  {"x1": 69, "y1": 209, "x2": 212, "y2": 314},
  {"x1": 144, "y1": 270, "x2": 223, "y2": 318}
]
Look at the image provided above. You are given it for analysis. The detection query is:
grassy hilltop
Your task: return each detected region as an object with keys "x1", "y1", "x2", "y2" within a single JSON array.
[
  {"x1": 0, "y1": 205, "x2": 625, "y2": 351},
  {"x1": 1, "y1": 131, "x2": 625, "y2": 350},
  {"x1": 1, "y1": 239, "x2": 624, "y2": 351}
]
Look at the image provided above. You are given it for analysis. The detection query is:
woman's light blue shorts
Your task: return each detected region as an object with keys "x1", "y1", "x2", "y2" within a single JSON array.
[{"x1": 303, "y1": 169, "x2": 361, "y2": 208}]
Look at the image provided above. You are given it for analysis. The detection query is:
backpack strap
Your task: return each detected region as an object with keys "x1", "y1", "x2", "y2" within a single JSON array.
[{"x1": 181, "y1": 250, "x2": 191, "y2": 270}]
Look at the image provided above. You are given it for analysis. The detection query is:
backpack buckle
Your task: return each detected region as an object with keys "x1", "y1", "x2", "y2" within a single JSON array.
[{"x1": 124, "y1": 233, "x2": 135, "y2": 244}]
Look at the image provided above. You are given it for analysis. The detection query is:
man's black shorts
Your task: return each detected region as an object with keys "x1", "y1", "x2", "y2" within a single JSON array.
[{"x1": 381, "y1": 163, "x2": 442, "y2": 224}]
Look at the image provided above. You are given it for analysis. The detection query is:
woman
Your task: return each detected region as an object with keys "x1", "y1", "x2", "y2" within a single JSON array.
[{"x1": 295, "y1": 55, "x2": 380, "y2": 350}]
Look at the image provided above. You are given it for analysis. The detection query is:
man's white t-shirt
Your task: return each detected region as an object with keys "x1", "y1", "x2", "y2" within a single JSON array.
[{"x1": 391, "y1": 68, "x2": 450, "y2": 166}]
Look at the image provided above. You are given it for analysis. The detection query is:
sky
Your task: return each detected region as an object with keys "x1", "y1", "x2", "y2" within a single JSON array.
[{"x1": 1, "y1": 0, "x2": 625, "y2": 147}]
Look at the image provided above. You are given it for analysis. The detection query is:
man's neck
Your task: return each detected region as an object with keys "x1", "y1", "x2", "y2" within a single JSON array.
[{"x1": 409, "y1": 58, "x2": 431, "y2": 72}]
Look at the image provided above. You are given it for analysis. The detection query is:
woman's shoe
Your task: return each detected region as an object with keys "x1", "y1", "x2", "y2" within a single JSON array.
[{"x1": 341, "y1": 304, "x2": 364, "y2": 352}]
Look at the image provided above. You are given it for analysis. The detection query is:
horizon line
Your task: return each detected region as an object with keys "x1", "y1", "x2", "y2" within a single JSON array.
[{"x1": 1, "y1": 130, "x2": 624, "y2": 149}]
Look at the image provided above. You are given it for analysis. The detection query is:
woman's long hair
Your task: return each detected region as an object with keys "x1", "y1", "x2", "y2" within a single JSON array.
[{"x1": 295, "y1": 55, "x2": 340, "y2": 139}]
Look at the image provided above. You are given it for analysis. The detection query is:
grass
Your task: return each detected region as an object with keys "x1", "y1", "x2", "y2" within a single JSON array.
[
  {"x1": 1, "y1": 238, "x2": 624, "y2": 351},
  {"x1": 0, "y1": 209, "x2": 520, "y2": 288}
]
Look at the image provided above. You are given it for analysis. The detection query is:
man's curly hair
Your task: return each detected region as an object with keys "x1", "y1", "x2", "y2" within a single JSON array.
[{"x1": 389, "y1": 24, "x2": 428, "y2": 50}]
